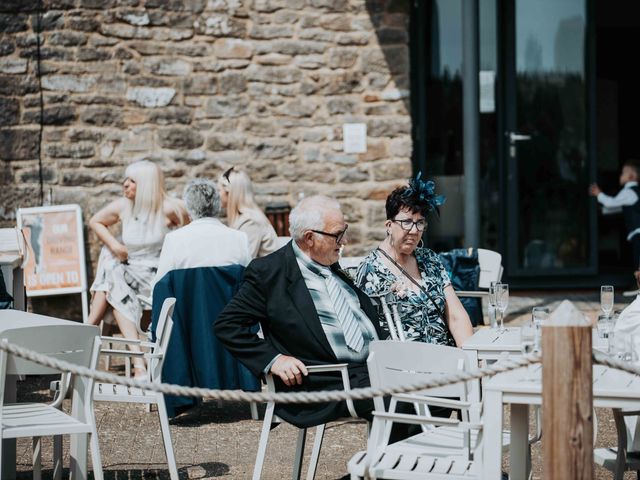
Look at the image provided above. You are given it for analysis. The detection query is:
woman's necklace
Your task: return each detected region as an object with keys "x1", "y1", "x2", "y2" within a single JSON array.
[{"x1": 381, "y1": 244, "x2": 420, "y2": 281}]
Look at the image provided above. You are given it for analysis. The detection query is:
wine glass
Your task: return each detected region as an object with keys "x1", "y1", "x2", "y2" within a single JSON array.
[
  {"x1": 496, "y1": 283, "x2": 509, "y2": 332},
  {"x1": 488, "y1": 281, "x2": 498, "y2": 329},
  {"x1": 600, "y1": 285, "x2": 614, "y2": 319},
  {"x1": 520, "y1": 320, "x2": 537, "y2": 380},
  {"x1": 531, "y1": 307, "x2": 549, "y2": 350}
]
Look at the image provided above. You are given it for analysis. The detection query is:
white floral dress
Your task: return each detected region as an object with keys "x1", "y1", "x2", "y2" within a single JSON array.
[
  {"x1": 91, "y1": 212, "x2": 168, "y2": 326},
  {"x1": 355, "y1": 247, "x2": 455, "y2": 346}
]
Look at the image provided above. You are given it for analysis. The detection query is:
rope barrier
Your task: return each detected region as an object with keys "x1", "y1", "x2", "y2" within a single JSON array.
[{"x1": 0, "y1": 339, "x2": 540, "y2": 404}]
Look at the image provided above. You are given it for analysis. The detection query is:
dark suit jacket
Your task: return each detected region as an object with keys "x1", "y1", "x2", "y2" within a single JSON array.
[{"x1": 214, "y1": 242, "x2": 382, "y2": 427}]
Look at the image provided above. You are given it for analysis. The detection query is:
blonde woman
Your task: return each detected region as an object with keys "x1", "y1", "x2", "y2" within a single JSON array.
[
  {"x1": 88, "y1": 160, "x2": 187, "y2": 378},
  {"x1": 218, "y1": 167, "x2": 278, "y2": 258}
]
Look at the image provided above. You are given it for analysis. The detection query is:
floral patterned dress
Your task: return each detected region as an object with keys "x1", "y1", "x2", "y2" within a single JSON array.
[{"x1": 355, "y1": 247, "x2": 455, "y2": 346}]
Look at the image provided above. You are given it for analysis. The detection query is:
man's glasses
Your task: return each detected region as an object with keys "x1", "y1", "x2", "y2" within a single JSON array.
[
  {"x1": 311, "y1": 225, "x2": 348, "y2": 244},
  {"x1": 392, "y1": 218, "x2": 427, "y2": 232}
]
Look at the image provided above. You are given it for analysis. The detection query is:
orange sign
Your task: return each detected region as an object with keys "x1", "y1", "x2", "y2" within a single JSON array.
[{"x1": 18, "y1": 205, "x2": 86, "y2": 296}]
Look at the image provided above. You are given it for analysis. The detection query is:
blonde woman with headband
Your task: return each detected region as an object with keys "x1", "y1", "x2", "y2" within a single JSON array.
[
  {"x1": 218, "y1": 167, "x2": 278, "y2": 258},
  {"x1": 87, "y1": 160, "x2": 188, "y2": 378}
]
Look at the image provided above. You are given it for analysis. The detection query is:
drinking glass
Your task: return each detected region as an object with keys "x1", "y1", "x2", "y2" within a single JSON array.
[
  {"x1": 600, "y1": 285, "x2": 614, "y2": 319},
  {"x1": 596, "y1": 314, "x2": 613, "y2": 340},
  {"x1": 531, "y1": 307, "x2": 549, "y2": 349},
  {"x1": 496, "y1": 283, "x2": 509, "y2": 332},
  {"x1": 520, "y1": 321, "x2": 537, "y2": 380},
  {"x1": 488, "y1": 281, "x2": 498, "y2": 329}
]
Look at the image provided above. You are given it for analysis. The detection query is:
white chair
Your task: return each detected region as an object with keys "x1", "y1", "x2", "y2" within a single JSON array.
[
  {"x1": 93, "y1": 297, "x2": 179, "y2": 480},
  {"x1": 0, "y1": 323, "x2": 103, "y2": 480},
  {"x1": 595, "y1": 408, "x2": 640, "y2": 479},
  {"x1": 253, "y1": 364, "x2": 359, "y2": 480},
  {"x1": 348, "y1": 340, "x2": 511, "y2": 479},
  {"x1": 455, "y1": 248, "x2": 503, "y2": 298},
  {"x1": 103, "y1": 294, "x2": 153, "y2": 377}
]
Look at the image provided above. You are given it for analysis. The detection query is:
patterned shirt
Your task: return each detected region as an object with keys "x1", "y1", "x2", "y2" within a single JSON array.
[
  {"x1": 292, "y1": 241, "x2": 378, "y2": 363},
  {"x1": 355, "y1": 247, "x2": 455, "y2": 346}
]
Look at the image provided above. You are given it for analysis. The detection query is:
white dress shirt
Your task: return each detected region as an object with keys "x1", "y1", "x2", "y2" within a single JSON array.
[
  {"x1": 597, "y1": 181, "x2": 640, "y2": 239},
  {"x1": 597, "y1": 181, "x2": 639, "y2": 210},
  {"x1": 153, "y1": 217, "x2": 251, "y2": 290}
]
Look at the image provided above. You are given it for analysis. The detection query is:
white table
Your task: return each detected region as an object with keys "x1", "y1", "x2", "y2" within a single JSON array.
[
  {"x1": 482, "y1": 365, "x2": 640, "y2": 479},
  {"x1": 0, "y1": 255, "x2": 24, "y2": 311},
  {"x1": 462, "y1": 327, "x2": 522, "y2": 365},
  {"x1": 463, "y1": 327, "x2": 607, "y2": 366},
  {"x1": 0, "y1": 309, "x2": 97, "y2": 479}
]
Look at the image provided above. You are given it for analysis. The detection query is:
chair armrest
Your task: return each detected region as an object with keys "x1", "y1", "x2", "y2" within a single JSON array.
[
  {"x1": 100, "y1": 348, "x2": 145, "y2": 358},
  {"x1": 391, "y1": 393, "x2": 472, "y2": 410},
  {"x1": 455, "y1": 290, "x2": 488, "y2": 298},
  {"x1": 372, "y1": 411, "x2": 460, "y2": 427},
  {"x1": 619, "y1": 409, "x2": 640, "y2": 416},
  {"x1": 306, "y1": 363, "x2": 349, "y2": 373},
  {"x1": 100, "y1": 335, "x2": 142, "y2": 346},
  {"x1": 266, "y1": 362, "x2": 358, "y2": 419}
]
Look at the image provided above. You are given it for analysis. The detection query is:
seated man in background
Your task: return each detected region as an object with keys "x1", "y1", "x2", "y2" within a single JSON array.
[
  {"x1": 152, "y1": 178, "x2": 259, "y2": 417},
  {"x1": 215, "y1": 195, "x2": 382, "y2": 428}
]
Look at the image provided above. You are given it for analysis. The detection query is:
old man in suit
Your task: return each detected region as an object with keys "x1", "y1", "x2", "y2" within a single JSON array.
[{"x1": 215, "y1": 195, "x2": 381, "y2": 427}]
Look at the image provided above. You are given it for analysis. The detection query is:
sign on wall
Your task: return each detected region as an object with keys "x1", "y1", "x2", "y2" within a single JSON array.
[{"x1": 17, "y1": 204, "x2": 88, "y2": 321}]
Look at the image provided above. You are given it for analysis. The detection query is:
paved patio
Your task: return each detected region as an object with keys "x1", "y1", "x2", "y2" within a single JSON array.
[{"x1": 13, "y1": 290, "x2": 638, "y2": 479}]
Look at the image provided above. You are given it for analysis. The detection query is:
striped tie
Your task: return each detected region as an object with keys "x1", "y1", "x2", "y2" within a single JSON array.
[{"x1": 319, "y1": 270, "x2": 365, "y2": 352}]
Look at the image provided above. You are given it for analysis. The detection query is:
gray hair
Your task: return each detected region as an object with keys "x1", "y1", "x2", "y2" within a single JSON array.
[
  {"x1": 183, "y1": 179, "x2": 220, "y2": 220},
  {"x1": 289, "y1": 195, "x2": 341, "y2": 240}
]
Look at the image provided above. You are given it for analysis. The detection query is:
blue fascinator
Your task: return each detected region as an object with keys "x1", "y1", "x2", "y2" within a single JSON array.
[{"x1": 401, "y1": 171, "x2": 446, "y2": 216}]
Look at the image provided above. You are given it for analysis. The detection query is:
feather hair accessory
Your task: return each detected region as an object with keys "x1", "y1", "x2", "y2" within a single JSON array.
[{"x1": 401, "y1": 171, "x2": 446, "y2": 216}]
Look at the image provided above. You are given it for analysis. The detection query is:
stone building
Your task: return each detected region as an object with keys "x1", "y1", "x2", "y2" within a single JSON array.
[{"x1": 0, "y1": 0, "x2": 413, "y2": 291}]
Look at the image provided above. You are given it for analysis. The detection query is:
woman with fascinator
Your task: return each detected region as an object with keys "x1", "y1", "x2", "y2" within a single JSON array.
[{"x1": 355, "y1": 174, "x2": 473, "y2": 346}]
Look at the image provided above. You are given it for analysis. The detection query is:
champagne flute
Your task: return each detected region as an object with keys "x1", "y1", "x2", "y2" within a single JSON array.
[
  {"x1": 496, "y1": 283, "x2": 509, "y2": 332},
  {"x1": 488, "y1": 281, "x2": 498, "y2": 329},
  {"x1": 531, "y1": 307, "x2": 549, "y2": 350},
  {"x1": 520, "y1": 320, "x2": 537, "y2": 381},
  {"x1": 600, "y1": 285, "x2": 614, "y2": 319}
]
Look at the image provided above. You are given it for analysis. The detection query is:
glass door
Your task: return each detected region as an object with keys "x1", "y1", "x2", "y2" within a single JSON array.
[{"x1": 501, "y1": 0, "x2": 596, "y2": 276}]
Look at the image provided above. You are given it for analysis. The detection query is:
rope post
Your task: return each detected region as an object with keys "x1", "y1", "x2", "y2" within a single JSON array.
[{"x1": 542, "y1": 313, "x2": 593, "y2": 479}]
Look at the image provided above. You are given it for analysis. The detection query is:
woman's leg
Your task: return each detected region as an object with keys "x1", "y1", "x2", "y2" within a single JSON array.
[
  {"x1": 113, "y1": 309, "x2": 146, "y2": 377},
  {"x1": 87, "y1": 291, "x2": 108, "y2": 326}
]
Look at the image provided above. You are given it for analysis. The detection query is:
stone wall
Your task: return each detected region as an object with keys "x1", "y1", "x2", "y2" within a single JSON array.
[{"x1": 1, "y1": 0, "x2": 412, "y2": 287}]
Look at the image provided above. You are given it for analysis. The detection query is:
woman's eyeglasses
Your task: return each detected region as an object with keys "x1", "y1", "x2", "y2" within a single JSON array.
[
  {"x1": 392, "y1": 218, "x2": 427, "y2": 232},
  {"x1": 222, "y1": 166, "x2": 235, "y2": 182},
  {"x1": 311, "y1": 225, "x2": 348, "y2": 244}
]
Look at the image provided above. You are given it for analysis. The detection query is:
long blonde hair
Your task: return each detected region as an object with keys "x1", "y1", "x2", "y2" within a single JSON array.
[
  {"x1": 220, "y1": 167, "x2": 268, "y2": 226},
  {"x1": 125, "y1": 160, "x2": 185, "y2": 226}
]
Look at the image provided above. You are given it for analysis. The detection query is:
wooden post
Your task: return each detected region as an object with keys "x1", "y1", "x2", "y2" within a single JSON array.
[{"x1": 542, "y1": 321, "x2": 593, "y2": 479}]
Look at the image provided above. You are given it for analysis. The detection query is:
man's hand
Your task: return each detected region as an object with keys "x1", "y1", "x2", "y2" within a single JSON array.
[
  {"x1": 589, "y1": 184, "x2": 602, "y2": 197},
  {"x1": 634, "y1": 270, "x2": 640, "y2": 289},
  {"x1": 270, "y1": 355, "x2": 308, "y2": 386}
]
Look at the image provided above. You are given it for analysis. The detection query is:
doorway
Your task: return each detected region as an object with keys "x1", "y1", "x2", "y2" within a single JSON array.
[
  {"x1": 500, "y1": 0, "x2": 595, "y2": 281},
  {"x1": 595, "y1": 2, "x2": 640, "y2": 280},
  {"x1": 410, "y1": 0, "x2": 639, "y2": 287}
]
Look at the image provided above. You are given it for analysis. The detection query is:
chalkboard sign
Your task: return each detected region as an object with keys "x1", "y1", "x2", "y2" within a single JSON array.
[{"x1": 17, "y1": 204, "x2": 88, "y2": 321}]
